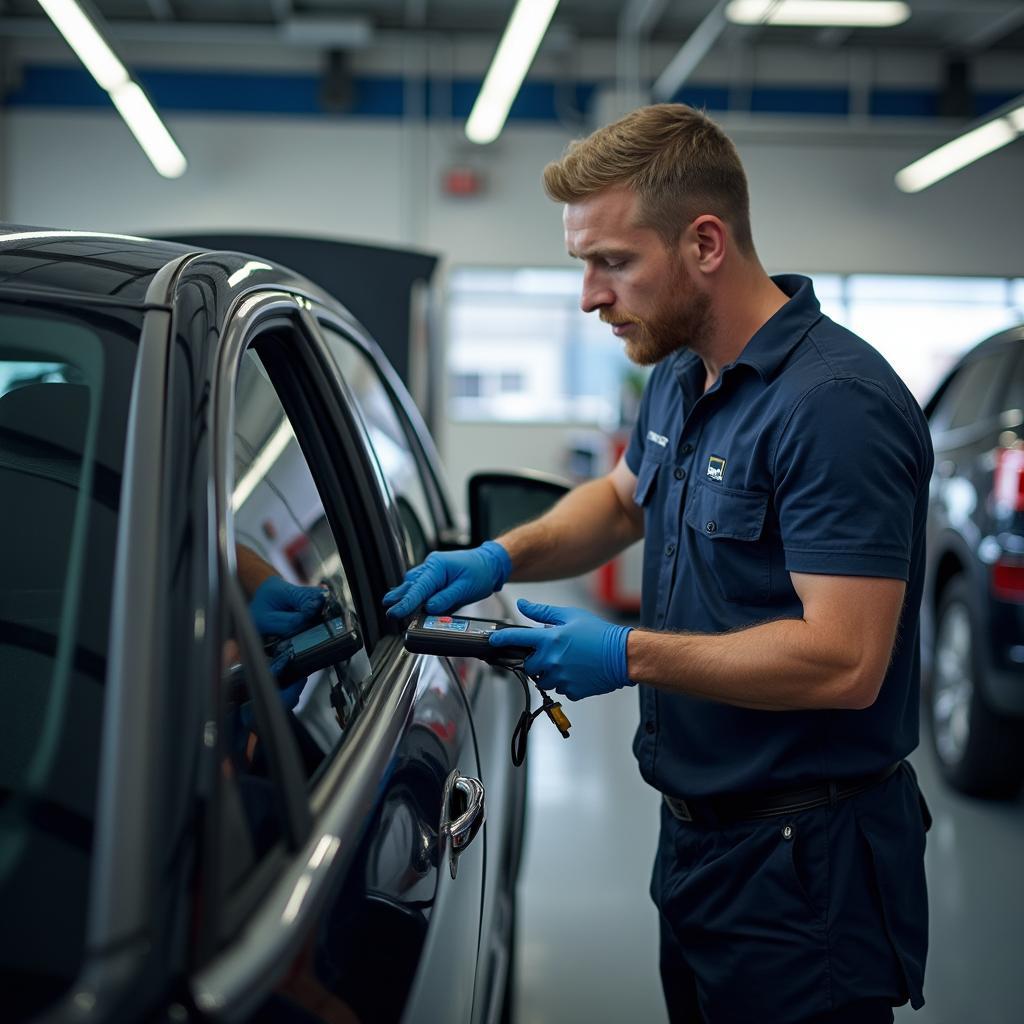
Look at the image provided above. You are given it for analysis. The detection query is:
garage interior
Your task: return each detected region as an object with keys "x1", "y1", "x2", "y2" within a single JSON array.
[{"x1": 2, "y1": 2, "x2": 1023, "y2": 1022}]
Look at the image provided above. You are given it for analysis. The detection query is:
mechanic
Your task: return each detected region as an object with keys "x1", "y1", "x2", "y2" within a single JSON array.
[{"x1": 385, "y1": 104, "x2": 932, "y2": 1024}]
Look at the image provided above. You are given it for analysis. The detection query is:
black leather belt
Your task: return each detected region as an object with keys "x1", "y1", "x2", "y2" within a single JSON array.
[{"x1": 663, "y1": 761, "x2": 902, "y2": 826}]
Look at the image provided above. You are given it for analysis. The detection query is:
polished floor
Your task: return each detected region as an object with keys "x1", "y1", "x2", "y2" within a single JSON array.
[{"x1": 506, "y1": 579, "x2": 1024, "y2": 1024}]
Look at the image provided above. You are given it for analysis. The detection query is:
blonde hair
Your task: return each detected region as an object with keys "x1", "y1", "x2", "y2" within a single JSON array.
[{"x1": 543, "y1": 103, "x2": 755, "y2": 255}]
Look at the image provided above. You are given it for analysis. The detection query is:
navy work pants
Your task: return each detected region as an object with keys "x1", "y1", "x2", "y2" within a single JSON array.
[{"x1": 651, "y1": 762, "x2": 929, "y2": 1023}]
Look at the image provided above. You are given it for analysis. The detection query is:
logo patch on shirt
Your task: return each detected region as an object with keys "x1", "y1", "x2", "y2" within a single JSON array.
[
  {"x1": 707, "y1": 456, "x2": 726, "y2": 481},
  {"x1": 647, "y1": 430, "x2": 669, "y2": 448}
]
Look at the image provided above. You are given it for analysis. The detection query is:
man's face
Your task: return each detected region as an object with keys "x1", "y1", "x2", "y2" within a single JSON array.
[{"x1": 563, "y1": 185, "x2": 713, "y2": 365}]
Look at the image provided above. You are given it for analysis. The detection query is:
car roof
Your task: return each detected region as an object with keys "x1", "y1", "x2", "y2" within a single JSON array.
[{"x1": 0, "y1": 225, "x2": 335, "y2": 309}]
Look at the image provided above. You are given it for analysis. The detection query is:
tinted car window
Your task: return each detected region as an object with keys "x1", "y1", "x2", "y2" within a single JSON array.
[
  {"x1": 319, "y1": 325, "x2": 437, "y2": 563},
  {"x1": 230, "y1": 348, "x2": 374, "y2": 787},
  {"x1": 946, "y1": 352, "x2": 1007, "y2": 430},
  {"x1": 1003, "y1": 349, "x2": 1024, "y2": 414},
  {"x1": 0, "y1": 305, "x2": 138, "y2": 1016}
]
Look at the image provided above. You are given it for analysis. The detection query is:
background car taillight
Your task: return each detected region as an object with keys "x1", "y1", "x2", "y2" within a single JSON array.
[{"x1": 993, "y1": 446, "x2": 1024, "y2": 513}]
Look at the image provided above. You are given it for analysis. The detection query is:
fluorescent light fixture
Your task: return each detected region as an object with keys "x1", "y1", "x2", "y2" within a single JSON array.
[
  {"x1": 109, "y1": 82, "x2": 187, "y2": 178},
  {"x1": 37, "y1": 0, "x2": 187, "y2": 178},
  {"x1": 726, "y1": 1, "x2": 910, "y2": 27},
  {"x1": 466, "y1": 0, "x2": 561, "y2": 145},
  {"x1": 895, "y1": 110, "x2": 1022, "y2": 193},
  {"x1": 37, "y1": 0, "x2": 127, "y2": 90}
]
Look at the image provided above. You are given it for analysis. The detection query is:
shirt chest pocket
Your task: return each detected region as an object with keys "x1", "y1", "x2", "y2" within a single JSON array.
[
  {"x1": 633, "y1": 448, "x2": 667, "y2": 508},
  {"x1": 683, "y1": 480, "x2": 772, "y2": 604}
]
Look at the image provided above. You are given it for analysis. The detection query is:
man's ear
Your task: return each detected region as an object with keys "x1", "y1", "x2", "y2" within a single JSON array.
[{"x1": 688, "y1": 215, "x2": 727, "y2": 273}]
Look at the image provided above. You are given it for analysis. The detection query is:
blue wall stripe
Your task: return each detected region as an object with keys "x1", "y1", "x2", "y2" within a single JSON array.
[{"x1": 3, "y1": 65, "x2": 1018, "y2": 122}]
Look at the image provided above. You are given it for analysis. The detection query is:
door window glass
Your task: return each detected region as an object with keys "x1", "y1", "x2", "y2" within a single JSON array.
[
  {"x1": 229, "y1": 347, "x2": 373, "y2": 779},
  {"x1": 320, "y1": 325, "x2": 437, "y2": 563},
  {"x1": 946, "y1": 353, "x2": 1007, "y2": 431},
  {"x1": 0, "y1": 307, "x2": 138, "y2": 1017},
  {"x1": 1002, "y1": 351, "x2": 1024, "y2": 415}
]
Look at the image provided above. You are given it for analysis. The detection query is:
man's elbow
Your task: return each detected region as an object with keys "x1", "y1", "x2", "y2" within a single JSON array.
[{"x1": 834, "y1": 663, "x2": 886, "y2": 710}]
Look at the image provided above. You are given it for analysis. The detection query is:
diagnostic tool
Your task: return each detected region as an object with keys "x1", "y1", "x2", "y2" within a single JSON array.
[
  {"x1": 403, "y1": 612, "x2": 571, "y2": 766},
  {"x1": 266, "y1": 613, "x2": 362, "y2": 685},
  {"x1": 404, "y1": 613, "x2": 533, "y2": 662}
]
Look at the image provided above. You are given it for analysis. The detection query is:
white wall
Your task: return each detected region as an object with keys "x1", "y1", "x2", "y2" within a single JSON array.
[{"x1": 5, "y1": 99, "x2": 1024, "y2": 511}]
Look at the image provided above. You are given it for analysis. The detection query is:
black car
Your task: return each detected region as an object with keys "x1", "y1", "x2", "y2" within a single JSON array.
[
  {"x1": 922, "y1": 325, "x2": 1024, "y2": 797},
  {"x1": 0, "y1": 227, "x2": 549, "y2": 1023}
]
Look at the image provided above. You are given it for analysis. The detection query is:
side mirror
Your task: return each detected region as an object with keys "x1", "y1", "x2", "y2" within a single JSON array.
[{"x1": 466, "y1": 470, "x2": 571, "y2": 548}]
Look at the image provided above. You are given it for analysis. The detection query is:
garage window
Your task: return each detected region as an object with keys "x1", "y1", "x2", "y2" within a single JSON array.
[{"x1": 448, "y1": 269, "x2": 1024, "y2": 419}]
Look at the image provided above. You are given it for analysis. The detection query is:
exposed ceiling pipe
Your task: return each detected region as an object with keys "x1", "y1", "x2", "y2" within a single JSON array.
[
  {"x1": 963, "y1": 5, "x2": 1024, "y2": 51},
  {"x1": 617, "y1": 0, "x2": 667, "y2": 103},
  {"x1": 0, "y1": 16, "x2": 373, "y2": 48},
  {"x1": 652, "y1": 0, "x2": 730, "y2": 103}
]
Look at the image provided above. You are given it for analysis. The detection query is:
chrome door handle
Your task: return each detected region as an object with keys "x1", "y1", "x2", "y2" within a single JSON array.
[{"x1": 440, "y1": 770, "x2": 485, "y2": 879}]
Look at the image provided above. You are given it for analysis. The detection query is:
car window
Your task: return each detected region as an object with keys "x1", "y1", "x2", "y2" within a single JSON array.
[
  {"x1": 229, "y1": 347, "x2": 375, "y2": 782},
  {"x1": 944, "y1": 352, "x2": 1008, "y2": 431},
  {"x1": 0, "y1": 305, "x2": 139, "y2": 1017},
  {"x1": 319, "y1": 324, "x2": 437, "y2": 564},
  {"x1": 1002, "y1": 349, "x2": 1024, "y2": 415}
]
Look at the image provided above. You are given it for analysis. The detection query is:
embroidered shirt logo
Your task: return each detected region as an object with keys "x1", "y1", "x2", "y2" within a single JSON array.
[
  {"x1": 647, "y1": 430, "x2": 669, "y2": 448},
  {"x1": 707, "y1": 456, "x2": 726, "y2": 482}
]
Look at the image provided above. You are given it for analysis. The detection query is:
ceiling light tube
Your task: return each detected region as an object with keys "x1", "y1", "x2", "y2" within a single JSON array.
[
  {"x1": 466, "y1": 0, "x2": 561, "y2": 145},
  {"x1": 37, "y1": 0, "x2": 187, "y2": 178},
  {"x1": 726, "y1": 1, "x2": 910, "y2": 28},
  {"x1": 109, "y1": 81, "x2": 188, "y2": 179},
  {"x1": 895, "y1": 100, "x2": 1024, "y2": 193}
]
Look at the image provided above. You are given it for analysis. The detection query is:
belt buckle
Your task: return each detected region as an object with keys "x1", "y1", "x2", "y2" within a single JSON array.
[{"x1": 666, "y1": 795, "x2": 693, "y2": 822}]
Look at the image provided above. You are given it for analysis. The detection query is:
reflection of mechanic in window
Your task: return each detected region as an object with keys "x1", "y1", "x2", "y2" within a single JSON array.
[{"x1": 237, "y1": 542, "x2": 325, "y2": 708}]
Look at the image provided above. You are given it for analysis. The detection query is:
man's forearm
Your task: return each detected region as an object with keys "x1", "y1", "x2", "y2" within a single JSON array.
[
  {"x1": 236, "y1": 543, "x2": 279, "y2": 597},
  {"x1": 627, "y1": 618, "x2": 881, "y2": 712},
  {"x1": 498, "y1": 476, "x2": 643, "y2": 583}
]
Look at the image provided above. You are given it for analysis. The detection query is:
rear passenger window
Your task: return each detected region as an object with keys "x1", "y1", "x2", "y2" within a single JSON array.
[{"x1": 319, "y1": 325, "x2": 437, "y2": 563}]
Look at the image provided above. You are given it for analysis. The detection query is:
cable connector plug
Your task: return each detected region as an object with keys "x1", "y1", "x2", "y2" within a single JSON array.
[{"x1": 541, "y1": 694, "x2": 571, "y2": 738}]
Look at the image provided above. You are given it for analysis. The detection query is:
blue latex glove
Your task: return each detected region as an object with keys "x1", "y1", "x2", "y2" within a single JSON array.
[
  {"x1": 383, "y1": 540, "x2": 512, "y2": 618},
  {"x1": 489, "y1": 598, "x2": 634, "y2": 702},
  {"x1": 249, "y1": 576, "x2": 325, "y2": 637}
]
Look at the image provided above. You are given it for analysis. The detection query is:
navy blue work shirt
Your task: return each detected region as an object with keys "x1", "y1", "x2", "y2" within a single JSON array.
[{"x1": 624, "y1": 275, "x2": 934, "y2": 799}]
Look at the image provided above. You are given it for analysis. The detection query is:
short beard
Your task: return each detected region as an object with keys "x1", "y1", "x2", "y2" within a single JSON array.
[{"x1": 600, "y1": 281, "x2": 714, "y2": 367}]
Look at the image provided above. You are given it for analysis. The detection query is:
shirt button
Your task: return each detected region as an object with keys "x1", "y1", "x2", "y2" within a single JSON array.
[
  {"x1": 674, "y1": 467, "x2": 686, "y2": 481},
  {"x1": 705, "y1": 521, "x2": 717, "y2": 534},
  {"x1": 681, "y1": 443, "x2": 694, "y2": 455},
  {"x1": 645, "y1": 720, "x2": 656, "y2": 734},
  {"x1": 665, "y1": 543, "x2": 675, "y2": 557}
]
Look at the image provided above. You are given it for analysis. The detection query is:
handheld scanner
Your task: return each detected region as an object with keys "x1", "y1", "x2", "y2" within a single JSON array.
[
  {"x1": 404, "y1": 613, "x2": 533, "y2": 664},
  {"x1": 266, "y1": 612, "x2": 362, "y2": 685}
]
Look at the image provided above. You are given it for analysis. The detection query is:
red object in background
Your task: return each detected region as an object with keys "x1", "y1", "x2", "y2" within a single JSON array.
[
  {"x1": 993, "y1": 446, "x2": 1024, "y2": 513},
  {"x1": 992, "y1": 560, "x2": 1024, "y2": 603},
  {"x1": 443, "y1": 166, "x2": 484, "y2": 197}
]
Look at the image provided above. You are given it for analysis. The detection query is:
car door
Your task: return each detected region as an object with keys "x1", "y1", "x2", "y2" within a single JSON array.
[
  {"x1": 188, "y1": 290, "x2": 486, "y2": 1024},
  {"x1": 313, "y1": 314, "x2": 524, "y2": 1024}
]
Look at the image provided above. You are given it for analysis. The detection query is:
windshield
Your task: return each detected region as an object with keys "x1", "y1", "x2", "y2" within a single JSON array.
[{"x1": 0, "y1": 301, "x2": 141, "y2": 1017}]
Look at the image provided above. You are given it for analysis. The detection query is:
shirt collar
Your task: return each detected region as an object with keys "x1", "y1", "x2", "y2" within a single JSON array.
[
  {"x1": 670, "y1": 274, "x2": 821, "y2": 390},
  {"x1": 732, "y1": 274, "x2": 822, "y2": 381}
]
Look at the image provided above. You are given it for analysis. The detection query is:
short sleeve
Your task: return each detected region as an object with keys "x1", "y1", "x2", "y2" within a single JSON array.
[
  {"x1": 625, "y1": 368, "x2": 657, "y2": 475},
  {"x1": 773, "y1": 378, "x2": 927, "y2": 580}
]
